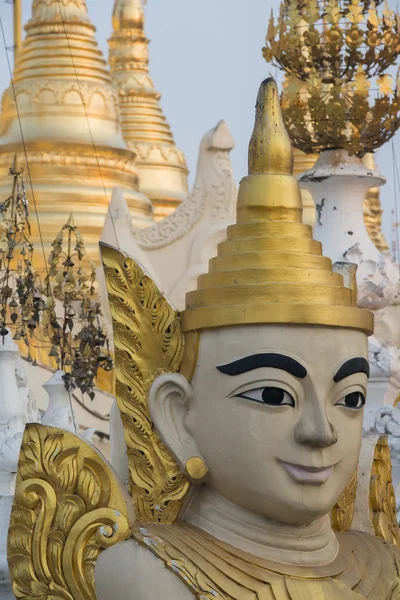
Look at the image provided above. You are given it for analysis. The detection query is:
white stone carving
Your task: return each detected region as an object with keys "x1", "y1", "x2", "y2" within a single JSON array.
[
  {"x1": 15, "y1": 358, "x2": 40, "y2": 424},
  {"x1": 133, "y1": 119, "x2": 236, "y2": 250},
  {"x1": 300, "y1": 149, "x2": 398, "y2": 311},
  {"x1": 102, "y1": 120, "x2": 237, "y2": 310},
  {"x1": 41, "y1": 370, "x2": 76, "y2": 434},
  {"x1": 0, "y1": 336, "x2": 33, "y2": 600},
  {"x1": 0, "y1": 337, "x2": 26, "y2": 493}
]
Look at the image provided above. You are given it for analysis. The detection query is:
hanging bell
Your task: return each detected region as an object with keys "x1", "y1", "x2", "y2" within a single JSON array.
[{"x1": 66, "y1": 305, "x2": 76, "y2": 318}]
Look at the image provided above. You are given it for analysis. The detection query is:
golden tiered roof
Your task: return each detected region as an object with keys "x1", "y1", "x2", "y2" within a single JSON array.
[
  {"x1": 0, "y1": 0, "x2": 152, "y2": 266},
  {"x1": 109, "y1": 0, "x2": 189, "y2": 220}
]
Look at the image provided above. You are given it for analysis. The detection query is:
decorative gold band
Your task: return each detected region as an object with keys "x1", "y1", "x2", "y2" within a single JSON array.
[{"x1": 182, "y1": 304, "x2": 373, "y2": 335}]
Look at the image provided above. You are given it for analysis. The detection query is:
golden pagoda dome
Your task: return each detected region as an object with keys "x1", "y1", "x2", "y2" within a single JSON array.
[
  {"x1": 0, "y1": 0, "x2": 153, "y2": 265},
  {"x1": 109, "y1": 0, "x2": 189, "y2": 221}
]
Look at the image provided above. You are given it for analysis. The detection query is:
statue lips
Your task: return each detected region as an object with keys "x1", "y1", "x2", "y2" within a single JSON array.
[{"x1": 277, "y1": 460, "x2": 334, "y2": 485}]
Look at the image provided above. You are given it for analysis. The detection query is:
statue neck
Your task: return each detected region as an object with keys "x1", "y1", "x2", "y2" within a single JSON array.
[{"x1": 183, "y1": 486, "x2": 339, "y2": 567}]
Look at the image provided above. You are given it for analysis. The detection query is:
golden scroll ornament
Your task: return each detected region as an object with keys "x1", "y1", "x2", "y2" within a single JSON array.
[
  {"x1": 7, "y1": 424, "x2": 132, "y2": 600},
  {"x1": 370, "y1": 435, "x2": 400, "y2": 546},
  {"x1": 101, "y1": 242, "x2": 192, "y2": 524}
]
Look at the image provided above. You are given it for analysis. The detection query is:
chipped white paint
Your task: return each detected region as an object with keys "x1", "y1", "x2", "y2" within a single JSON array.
[{"x1": 300, "y1": 149, "x2": 397, "y2": 310}]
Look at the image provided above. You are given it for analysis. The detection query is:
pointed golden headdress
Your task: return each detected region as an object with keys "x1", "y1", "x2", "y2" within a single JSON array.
[{"x1": 182, "y1": 78, "x2": 373, "y2": 335}]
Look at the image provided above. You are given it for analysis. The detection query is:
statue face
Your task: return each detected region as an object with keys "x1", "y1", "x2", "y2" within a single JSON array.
[{"x1": 185, "y1": 324, "x2": 369, "y2": 525}]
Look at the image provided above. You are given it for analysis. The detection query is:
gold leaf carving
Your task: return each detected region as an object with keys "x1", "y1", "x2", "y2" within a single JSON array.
[
  {"x1": 370, "y1": 435, "x2": 400, "y2": 545},
  {"x1": 264, "y1": 0, "x2": 400, "y2": 156},
  {"x1": 331, "y1": 470, "x2": 357, "y2": 532},
  {"x1": 8, "y1": 424, "x2": 132, "y2": 600},
  {"x1": 101, "y1": 243, "x2": 190, "y2": 523}
]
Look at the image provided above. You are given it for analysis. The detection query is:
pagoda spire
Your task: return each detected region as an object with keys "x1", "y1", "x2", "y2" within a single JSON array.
[
  {"x1": 109, "y1": 0, "x2": 189, "y2": 220},
  {"x1": 0, "y1": 0, "x2": 152, "y2": 266}
]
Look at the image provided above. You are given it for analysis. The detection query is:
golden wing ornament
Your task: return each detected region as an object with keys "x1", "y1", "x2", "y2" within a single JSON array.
[
  {"x1": 100, "y1": 243, "x2": 195, "y2": 525},
  {"x1": 7, "y1": 424, "x2": 133, "y2": 600}
]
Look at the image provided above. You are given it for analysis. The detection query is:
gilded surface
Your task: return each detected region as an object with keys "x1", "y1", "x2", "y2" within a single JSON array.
[
  {"x1": 109, "y1": 0, "x2": 188, "y2": 219},
  {"x1": 101, "y1": 242, "x2": 190, "y2": 523},
  {"x1": 182, "y1": 79, "x2": 373, "y2": 334},
  {"x1": 362, "y1": 153, "x2": 389, "y2": 252},
  {"x1": 134, "y1": 522, "x2": 400, "y2": 599},
  {"x1": 264, "y1": 0, "x2": 400, "y2": 156},
  {"x1": 331, "y1": 471, "x2": 357, "y2": 532},
  {"x1": 370, "y1": 436, "x2": 400, "y2": 546},
  {"x1": 7, "y1": 424, "x2": 132, "y2": 600},
  {"x1": 0, "y1": 0, "x2": 152, "y2": 267}
]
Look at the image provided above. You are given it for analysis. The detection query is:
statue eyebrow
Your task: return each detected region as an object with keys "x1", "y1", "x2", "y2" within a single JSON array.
[
  {"x1": 333, "y1": 358, "x2": 370, "y2": 382},
  {"x1": 216, "y1": 353, "x2": 307, "y2": 378}
]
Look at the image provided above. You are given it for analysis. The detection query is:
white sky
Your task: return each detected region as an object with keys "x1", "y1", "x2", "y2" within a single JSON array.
[{"x1": 0, "y1": 0, "x2": 399, "y2": 244}]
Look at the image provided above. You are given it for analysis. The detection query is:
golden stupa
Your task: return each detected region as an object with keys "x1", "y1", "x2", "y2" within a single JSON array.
[
  {"x1": 109, "y1": 0, "x2": 189, "y2": 220},
  {"x1": 0, "y1": 0, "x2": 153, "y2": 265}
]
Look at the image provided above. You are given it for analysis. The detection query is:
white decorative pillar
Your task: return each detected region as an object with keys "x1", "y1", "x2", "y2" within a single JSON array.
[
  {"x1": 41, "y1": 370, "x2": 76, "y2": 434},
  {"x1": 300, "y1": 149, "x2": 397, "y2": 310},
  {"x1": 15, "y1": 357, "x2": 39, "y2": 423},
  {"x1": 300, "y1": 149, "x2": 400, "y2": 516},
  {"x1": 0, "y1": 337, "x2": 27, "y2": 600}
]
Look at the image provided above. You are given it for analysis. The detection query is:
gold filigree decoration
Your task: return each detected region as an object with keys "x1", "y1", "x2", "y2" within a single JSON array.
[
  {"x1": 263, "y1": 0, "x2": 400, "y2": 156},
  {"x1": 7, "y1": 424, "x2": 132, "y2": 600},
  {"x1": 370, "y1": 435, "x2": 400, "y2": 545},
  {"x1": 100, "y1": 243, "x2": 190, "y2": 524},
  {"x1": 331, "y1": 471, "x2": 357, "y2": 532}
]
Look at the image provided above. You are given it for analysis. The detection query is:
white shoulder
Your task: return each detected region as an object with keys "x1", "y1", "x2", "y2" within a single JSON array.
[{"x1": 95, "y1": 539, "x2": 194, "y2": 600}]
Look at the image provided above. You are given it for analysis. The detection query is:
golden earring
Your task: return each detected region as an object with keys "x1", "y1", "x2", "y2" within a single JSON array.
[{"x1": 185, "y1": 456, "x2": 208, "y2": 481}]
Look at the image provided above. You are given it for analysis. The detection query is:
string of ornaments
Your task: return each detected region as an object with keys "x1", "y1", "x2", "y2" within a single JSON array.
[{"x1": 0, "y1": 157, "x2": 113, "y2": 400}]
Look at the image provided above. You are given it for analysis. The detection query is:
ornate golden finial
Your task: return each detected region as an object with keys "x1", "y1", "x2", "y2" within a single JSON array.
[
  {"x1": 13, "y1": 0, "x2": 22, "y2": 60},
  {"x1": 112, "y1": 0, "x2": 145, "y2": 30},
  {"x1": 182, "y1": 78, "x2": 373, "y2": 334},
  {"x1": 108, "y1": 0, "x2": 189, "y2": 220},
  {"x1": 249, "y1": 78, "x2": 293, "y2": 176},
  {"x1": 264, "y1": 0, "x2": 400, "y2": 156}
]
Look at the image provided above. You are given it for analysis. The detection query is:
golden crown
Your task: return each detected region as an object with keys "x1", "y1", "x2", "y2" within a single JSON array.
[{"x1": 182, "y1": 78, "x2": 373, "y2": 335}]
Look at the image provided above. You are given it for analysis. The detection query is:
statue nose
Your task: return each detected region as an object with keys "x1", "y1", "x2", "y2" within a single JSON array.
[{"x1": 294, "y1": 403, "x2": 338, "y2": 448}]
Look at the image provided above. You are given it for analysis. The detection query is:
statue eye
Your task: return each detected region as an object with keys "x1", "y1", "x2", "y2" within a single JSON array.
[
  {"x1": 236, "y1": 387, "x2": 295, "y2": 407},
  {"x1": 335, "y1": 391, "x2": 365, "y2": 410}
]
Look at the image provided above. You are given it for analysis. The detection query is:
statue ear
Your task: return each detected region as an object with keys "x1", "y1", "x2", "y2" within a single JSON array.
[{"x1": 149, "y1": 373, "x2": 208, "y2": 482}]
